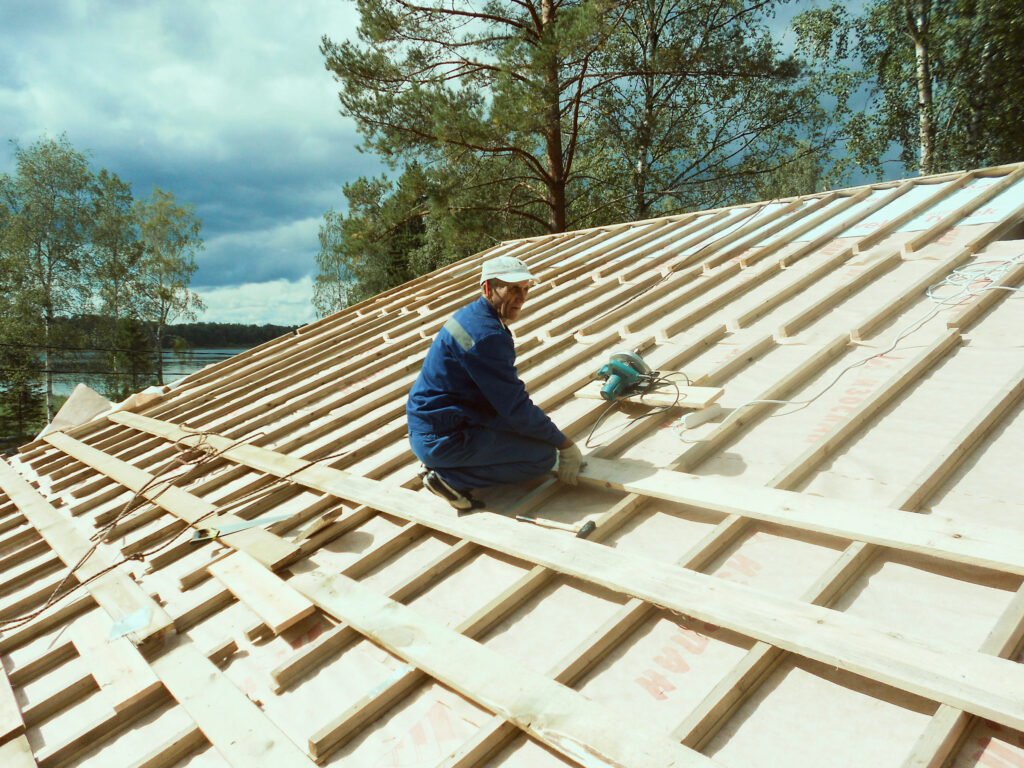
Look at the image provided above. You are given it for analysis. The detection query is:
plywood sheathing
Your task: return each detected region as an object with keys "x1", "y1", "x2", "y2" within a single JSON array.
[{"x1": 2, "y1": 163, "x2": 1024, "y2": 768}]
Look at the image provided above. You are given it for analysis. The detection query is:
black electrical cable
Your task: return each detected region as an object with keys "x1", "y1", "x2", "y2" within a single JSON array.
[{"x1": 584, "y1": 370, "x2": 690, "y2": 448}]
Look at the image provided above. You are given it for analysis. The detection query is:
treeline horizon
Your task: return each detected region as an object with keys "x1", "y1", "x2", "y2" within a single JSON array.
[
  {"x1": 59, "y1": 315, "x2": 297, "y2": 350},
  {"x1": 1, "y1": 135, "x2": 206, "y2": 441}
]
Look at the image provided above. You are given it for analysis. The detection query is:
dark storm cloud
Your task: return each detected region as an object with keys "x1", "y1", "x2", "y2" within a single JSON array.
[{"x1": 0, "y1": 0, "x2": 375, "y2": 322}]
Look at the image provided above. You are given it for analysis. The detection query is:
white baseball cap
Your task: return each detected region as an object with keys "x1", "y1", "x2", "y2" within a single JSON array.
[{"x1": 480, "y1": 256, "x2": 536, "y2": 285}]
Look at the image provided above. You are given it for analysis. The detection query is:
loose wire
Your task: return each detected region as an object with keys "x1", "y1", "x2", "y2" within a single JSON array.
[{"x1": 673, "y1": 253, "x2": 1024, "y2": 437}]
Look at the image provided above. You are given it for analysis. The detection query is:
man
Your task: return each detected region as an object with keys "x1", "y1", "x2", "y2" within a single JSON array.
[{"x1": 406, "y1": 255, "x2": 584, "y2": 510}]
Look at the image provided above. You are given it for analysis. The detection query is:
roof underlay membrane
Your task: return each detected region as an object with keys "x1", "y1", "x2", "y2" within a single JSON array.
[{"x1": 2, "y1": 162, "x2": 1024, "y2": 768}]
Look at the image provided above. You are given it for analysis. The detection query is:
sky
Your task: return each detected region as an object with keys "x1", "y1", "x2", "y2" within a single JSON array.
[
  {"x1": 0, "y1": 0, "x2": 380, "y2": 326},
  {"x1": 0, "y1": 1, "x2": 854, "y2": 328}
]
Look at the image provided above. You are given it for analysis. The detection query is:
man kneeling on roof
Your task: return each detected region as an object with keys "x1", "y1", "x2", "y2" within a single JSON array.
[{"x1": 406, "y1": 256, "x2": 584, "y2": 511}]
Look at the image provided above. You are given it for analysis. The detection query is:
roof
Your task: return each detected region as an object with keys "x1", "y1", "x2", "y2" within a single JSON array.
[{"x1": 2, "y1": 161, "x2": 1024, "y2": 767}]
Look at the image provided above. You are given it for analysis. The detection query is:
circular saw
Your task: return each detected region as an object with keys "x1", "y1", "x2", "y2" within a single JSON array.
[{"x1": 595, "y1": 351, "x2": 654, "y2": 401}]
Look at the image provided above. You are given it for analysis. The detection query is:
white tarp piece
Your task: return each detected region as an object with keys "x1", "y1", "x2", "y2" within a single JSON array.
[{"x1": 37, "y1": 382, "x2": 112, "y2": 438}]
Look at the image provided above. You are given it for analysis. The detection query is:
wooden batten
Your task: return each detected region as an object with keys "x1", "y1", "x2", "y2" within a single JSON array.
[{"x1": 2, "y1": 162, "x2": 1023, "y2": 768}]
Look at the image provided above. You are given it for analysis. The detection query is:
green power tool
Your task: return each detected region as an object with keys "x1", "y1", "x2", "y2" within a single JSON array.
[{"x1": 595, "y1": 351, "x2": 654, "y2": 401}]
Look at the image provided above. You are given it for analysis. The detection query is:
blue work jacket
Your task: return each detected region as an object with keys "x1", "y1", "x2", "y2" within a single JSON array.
[{"x1": 406, "y1": 296, "x2": 566, "y2": 446}]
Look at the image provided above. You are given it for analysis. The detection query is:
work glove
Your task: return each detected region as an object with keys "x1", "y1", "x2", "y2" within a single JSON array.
[{"x1": 557, "y1": 441, "x2": 584, "y2": 486}]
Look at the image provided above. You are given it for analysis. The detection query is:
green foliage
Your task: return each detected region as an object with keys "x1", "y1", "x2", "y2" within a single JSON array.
[
  {"x1": 133, "y1": 187, "x2": 206, "y2": 384},
  {"x1": 0, "y1": 135, "x2": 95, "y2": 419},
  {"x1": 588, "y1": 0, "x2": 839, "y2": 217},
  {"x1": 319, "y1": 0, "x2": 844, "y2": 310},
  {"x1": 322, "y1": 0, "x2": 615, "y2": 234},
  {"x1": 0, "y1": 279, "x2": 45, "y2": 444},
  {"x1": 0, "y1": 135, "x2": 206, "y2": 427},
  {"x1": 161, "y1": 321, "x2": 296, "y2": 348},
  {"x1": 795, "y1": 0, "x2": 1024, "y2": 177},
  {"x1": 91, "y1": 168, "x2": 148, "y2": 398}
]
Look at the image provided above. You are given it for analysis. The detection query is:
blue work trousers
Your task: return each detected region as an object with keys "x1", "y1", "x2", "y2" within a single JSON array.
[{"x1": 410, "y1": 426, "x2": 557, "y2": 492}]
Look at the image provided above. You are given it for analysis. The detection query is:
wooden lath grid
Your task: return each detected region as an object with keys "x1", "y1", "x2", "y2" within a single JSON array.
[{"x1": 1, "y1": 163, "x2": 1023, "y2": 767}]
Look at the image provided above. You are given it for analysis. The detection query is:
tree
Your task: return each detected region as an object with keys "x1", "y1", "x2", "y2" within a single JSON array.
[
  {"x1": 796, "y1": 0, "x2": 1024, "y2": 177},
  {"x1": 91, "y1": 169, "x2": 150, "y2": 399},
  {"x1": 319, "y1": 0, "x2": 841, "y2": 307},
  {"x1": 0, "y1": 205, "x2": 45, "y2": 444},
  {"x1": 0, "y1": 136, "x2": 95, "y2": 421},
  {"x1": 134, "y1": 187, "x2": 205, "y2": 385},
  {"x1": 588, "y1": 0, "x2": 838, "y2": 220},
  {"x1": 936, "y1": 0, "x2": 1024, "y2": 169},
  {"x1": 313, "y1": 209, "x2": 351, "y2": 318},
  {"x1": 321, "y1": 0, "x2": 619, "y2": 235},
  {"x1": 0, "y1": 337, "x2": 45, "y2": 446}
]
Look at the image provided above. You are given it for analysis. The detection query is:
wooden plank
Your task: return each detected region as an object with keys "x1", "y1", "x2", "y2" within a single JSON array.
[
  {"x1": 42, "y1": 433, "x2": 298, "y2": 571},
  {"x1": 0, "y1": 653, "x2": 25, "y2": 743},
  {"x1": 729, "y1": 245, "x2": 852, "y2": 330},
  {"x1": 32, "y1": 686, "x2": 167, "y2": 768},
  {"x1": 741, "y1": 192, "x2": 868, "y2": 268},
  {"x1": 854, "y1": 172, "x2": 975, "y2": 254},
  {"x1": 441, "y1": 534, "x2": 747, "y2": 765},
  {"x1": 7, "y1": 640, "x2": 77, "y2": 688},
  {"x1": 293, "y1": 569, "x2": 717, "y2": 768},
  {"x1": 0, "y1": 734, "x2": 36, "y2": 768},
  {"x1": 770, "y1": 329, "x2": 962, "y2": 491},
  {"x1": 270, "y1": 623, "x2": 359, "y2": 693},
  {"x1": 901, "y1": 581, "x2": 1024, "y2": 768},
  {"x1": 904, "y1": 166, "x2": 1024, "y2": 253},
  {"x1": 207, "y1": 553, "x2": 316, "y2": 635},
  {"x1": 776, "y1": 250, "x2": 903, "y2": 337},
  {"x1": 964, "y1": 198, "x2": 1024, "y2": 253},
  {"x1": 895, "y1": 364, "x2": 1024, "y2": 512},
  {"x1": 677, "y1": 333, "x2": 852, "y2": 470},
  {"x1": 579, "y1": 455, "x2": 1024, "y2": 576},
  {"x1": 0, "y1": 534, "x2": 44, "y2": 571},
  {"x1": 149, "y1": 639, "x2": 312, "y2": 768},
  {"x1": 0, "y1": 460, "x2": 172, "y2": 648},
  {"x1": 124, "y1": 724, "x2": 206, "y2": 768},
  {"x1": 0, "y1": 553, "x2": 63, "y2": 598},
  {"x1": 776, "y1": 180, "x2": 915, "y2": 267},
  {"x1": 110, "y1": 412, "x2": 1024, "y2": 733},
  {"x1": 20, "y1": 669, "x2": 96, "y2": 728},
  {"x1": 69, "y1": 609, "x2": 162, "y2": 712},
  {"x1": 674, "y1": 541, "x2": 877, "y2": 749},
  {"x1": 573, "y1": 380, "x2": 723, "y2": 409},
  {"x1": 850, "y1": 246, "x2": 974, "y2": 341},
  {"x1": 0, "y1": 569, "x2": 77, "y2": 623},
  {"x1": 304, "y1": 494, "x2": 653, "y2": 757},
  {"x1": 704, "y1": 195, "x2": 838, "y2": 269},
  {"x1": 0, "y1": 594, "x2": 94, "y2": 654},
  {"x1": 946, "y1": 256, "x2": 1024, "y2": 330}
]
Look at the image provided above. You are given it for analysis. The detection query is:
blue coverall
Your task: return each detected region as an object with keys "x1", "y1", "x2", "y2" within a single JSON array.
[{"x1": 406, "y1": 296, "x2": 565, "y2": 491}]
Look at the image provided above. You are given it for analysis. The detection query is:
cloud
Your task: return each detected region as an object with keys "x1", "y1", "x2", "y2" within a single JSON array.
[
  {"x1": 194, "y1": 276, "x2": 317, "y2": 326},
  {"x1": 0, "y1": 0, "x2": 380, "y2": 322},
  {"x1": 199, "y1": 215, "x2": 323, "y2": 286}
]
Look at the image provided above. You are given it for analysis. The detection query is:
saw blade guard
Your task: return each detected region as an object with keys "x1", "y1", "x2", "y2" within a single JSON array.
[{"x1": 596, "y1": 351, "x2": 652, "y2": 401}]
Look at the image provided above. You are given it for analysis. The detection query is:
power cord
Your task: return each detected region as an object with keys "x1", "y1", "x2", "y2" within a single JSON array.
[
  {"x1": 584, "y1": 370, "x2": 692, "y2": 448},
  {"x1": 673, "y1": 253, "x2": 1024, "y2": 437}
]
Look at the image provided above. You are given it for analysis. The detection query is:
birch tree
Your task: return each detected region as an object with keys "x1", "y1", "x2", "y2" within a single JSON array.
[
  {"x1": 796, "y1": 0, "x2": 1024, "y2": 176},
  {"x1": 134, "y1": 187, "x2": 205, "y2": 385},
  {"x1": 0, "y1": 136, "x2": 94, "y2": 421}
]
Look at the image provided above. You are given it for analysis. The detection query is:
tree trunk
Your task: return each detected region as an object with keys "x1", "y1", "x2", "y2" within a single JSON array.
[
  {"x1": 155, "y1": 323, "x2": 164, "y2": 386},
  {"x1": 541, "y1": 0, "x2": 567, "y2": 233},
  {"x1": 635, "y1": 6, "x2": 658, "y2": 221},
  {"x1": 906, "y1": 0, "x2": 934, "y2": 175},
  {"x1": 43, "y1": 310, "x2": 54, "y2": 423},
  {"x1": 42, "y1": 250, "x2": 55, "y2": 423}
]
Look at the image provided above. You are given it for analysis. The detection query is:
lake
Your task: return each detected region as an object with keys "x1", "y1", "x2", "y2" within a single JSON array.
[{"x1": 47, "y1": 348, "x2": 241, "y2": 399}]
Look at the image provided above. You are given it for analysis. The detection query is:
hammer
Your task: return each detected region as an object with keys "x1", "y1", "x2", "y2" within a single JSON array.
[{"x1": 515, "y1": 515, "x2": 597, "y2": 539}]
